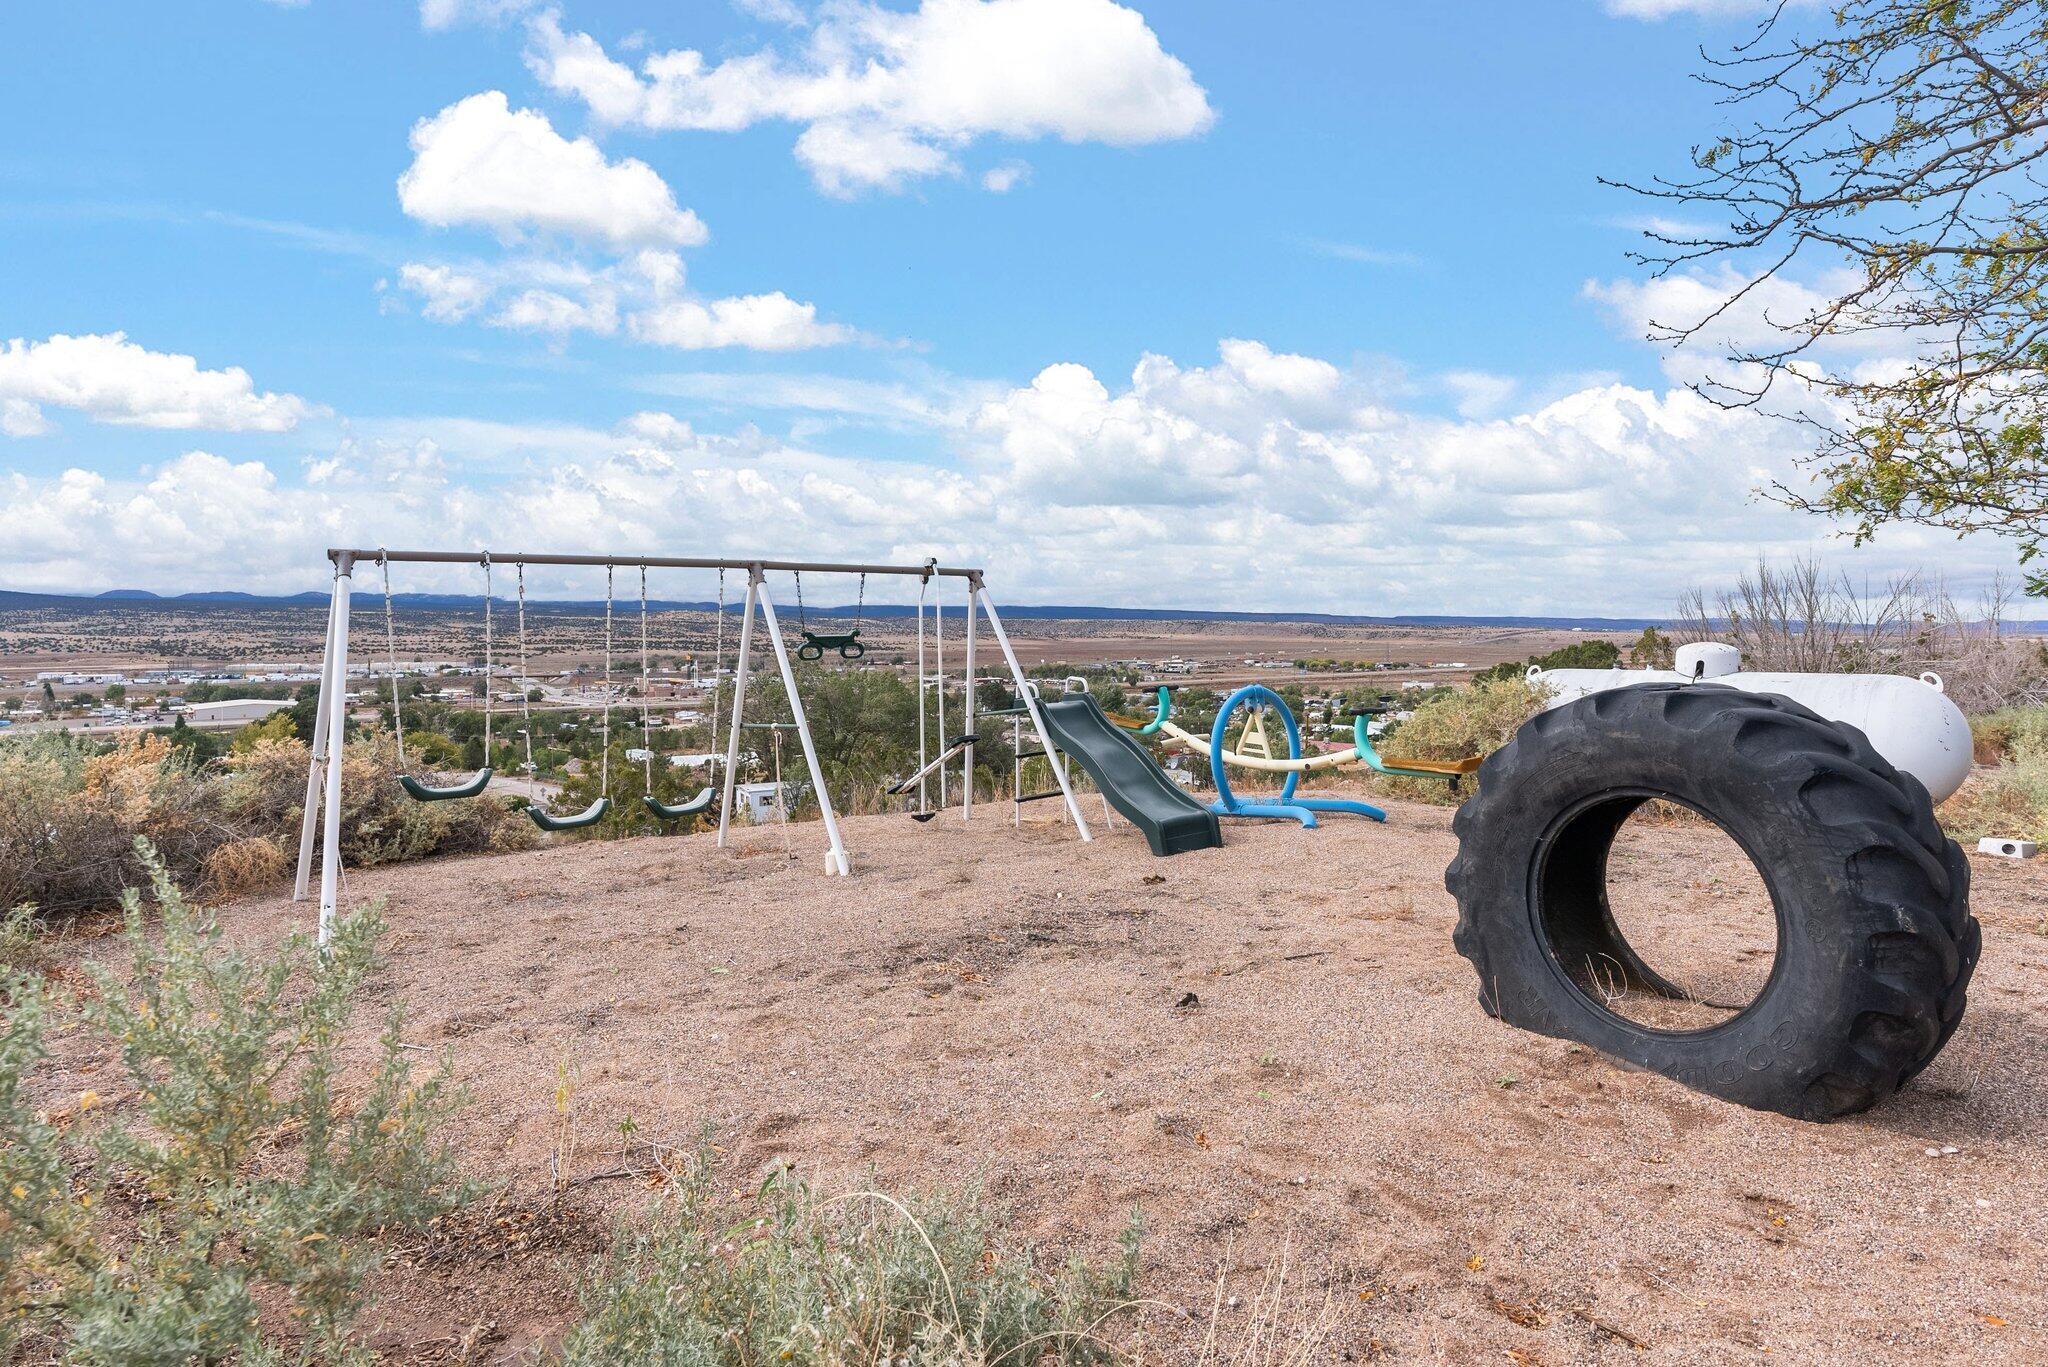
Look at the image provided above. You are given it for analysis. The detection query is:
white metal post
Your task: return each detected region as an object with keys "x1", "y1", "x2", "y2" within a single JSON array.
[
  {"x1": 982, "y1": 592, "x2": 1091, "y2": 841},
  {"x1": 934, "y1": 591, "x2": 947, "y2": 809},
  {"x1": 755, "y1": 580, "x2": 851, "y2": 874},
  {"x1": 293, "y1": 587, "x2": 340, "y2": 901},
  {"x1": 317, "y1": 556, "x2": 356, "y2": 944},
  {"x1": 962, "y1": 578, "x2": 977, "y2": 821},
  {"x1": 915, "y1": 584, "x2": 929, "y2": 811},
  {"x1": 716, "y1": 572, "x2": 760, "y2": 846}
]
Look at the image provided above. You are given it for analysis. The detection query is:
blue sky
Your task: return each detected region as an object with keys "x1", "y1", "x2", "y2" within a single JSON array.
[{"x1": 0, "y1": 0, "x2": 2019, "y2": 612}]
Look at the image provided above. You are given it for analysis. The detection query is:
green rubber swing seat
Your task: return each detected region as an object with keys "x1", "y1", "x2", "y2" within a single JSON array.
[
  {"x1": 399, "y1": 768, "x2": 493, "y2": 802},
  {"x1": 642, "y1": 789, "x2": 714, "y2": 820},
  {"x1": 527, "y1": 796, "x2": 611, "y2": 831}
]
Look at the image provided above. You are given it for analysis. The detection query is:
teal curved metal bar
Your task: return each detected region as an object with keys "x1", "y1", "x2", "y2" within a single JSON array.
[{"x1": 1138, "y1": 686, "x2": 1170, "y2": 735}]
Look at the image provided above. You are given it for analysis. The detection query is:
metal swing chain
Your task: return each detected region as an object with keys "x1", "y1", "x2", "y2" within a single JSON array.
[
  {"x1": 853, "y1": 571, "x2": 866, "y2": 634},
  {"x1": 600, "y1": 565, "x2": 614, "y2": 800},
  {"x1": 379, "y1": 550, "x2": 409, "y2": 772},
  {"x1": 915, "y1": 564, "x2": 931, "y2": 810},
  {"x1": 709, "y1": 568, "x2": 727, "y2": 772},
  {"x1": 794, "y1": 570, "x2": 808, "y2": 633},
  {"x1": 481, "y1": 553, "x2": 493, "y2": 754},
  {"x1": 638, "y1": 566, "x2": 655, "y2": 796},
  {"x1": 516, "y1": 564, "x2": 538, "y2": 782}
]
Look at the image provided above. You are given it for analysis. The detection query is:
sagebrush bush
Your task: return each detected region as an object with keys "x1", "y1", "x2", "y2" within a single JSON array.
[
  {"x1": 551, "y1": 1156, "x2": 1140, "y2": 1367},
  {"x1": 0, "y1": 842, "x2": 473, "y2": 1361},
  {"x1": 0, "y1": 732, "x2": 536, "y2": 923},
  {"x1": 0, "y1": 733, "x2": 228, "y2": 920}
]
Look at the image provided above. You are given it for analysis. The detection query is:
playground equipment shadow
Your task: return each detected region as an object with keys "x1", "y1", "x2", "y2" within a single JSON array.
[{"x1": 38, "y1": 796, "x2": 2048, "y2": 1362}]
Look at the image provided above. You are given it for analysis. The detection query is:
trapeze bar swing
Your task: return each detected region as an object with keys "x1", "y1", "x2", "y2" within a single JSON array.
[{"x1": 296, "y1": 549, "x2": 1090, "y2": 944}]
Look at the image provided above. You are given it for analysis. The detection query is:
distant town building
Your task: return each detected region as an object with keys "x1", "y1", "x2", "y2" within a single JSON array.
[{"x1": 177, "y1": 698, "x2": 295, "y2": 725}]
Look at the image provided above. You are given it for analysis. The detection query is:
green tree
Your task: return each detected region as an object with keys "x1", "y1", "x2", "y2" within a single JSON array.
[
  {"x1": 230, "y1": 710, "x2": 299, "y2": 753},
  {"x1": 1628, "y1": 626, "x2": 1675, "y2": 669},
  {"x1": 1474, "y1": 639, "x2": 1622, "y2": 685},
  {"x1": 103, "y1": 684, "x2": 126, "y2": 704},
  {"x1": 1621, "y1": 2, "x2": 2048, "y2": 588}
]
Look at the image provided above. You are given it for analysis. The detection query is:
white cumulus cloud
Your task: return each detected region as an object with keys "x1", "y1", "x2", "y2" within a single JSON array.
[
  {"x1": 395, "y1": 263, "x2": 495, "y2": 322},
  {"x1": 398, "y1": 91, "x2": 708, "y2": 249},
  {"x1": 525, "y1": 0, "x2": 1214, "y2": 196},
  {"x1": 0, "y1": 340, "x2": 2018, "y2": 613},
  {"x1": 0, "y1": 333, "x2": 317, "y2": 436},
  {"x1": 393, "y1": 248, "x2": 856, "y2": 351},
  {"x1": 419, "y1": 0, "x2": 540, "y2": 31}
]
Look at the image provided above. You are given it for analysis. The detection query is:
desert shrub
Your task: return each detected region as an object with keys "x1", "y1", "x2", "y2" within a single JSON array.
[
  {"x1": 551, "y1": 1159, "x2": 1139, "y2": 1367},
  {"x1": 1939, "y1": 737, "x2": 2048, "y2": 843},
  {"x1": 0, "y1": 733, "x2": 232, "y2": 919},
  {"x1": 0, "y1": 842, "x2": 472, "y2": 1360},
  {"x1": 0, "y1": 733, "x2": 541, "y2": 924},
  {"x1": 1363, "y1": 677, "x2": 1551, "y2": 805},
  {"x1": 202, "y1": 834, "x2": 292, "y2": 899},
  {"x1": 1967, "y1": 706, "x2": 2048, "y2": 766}
]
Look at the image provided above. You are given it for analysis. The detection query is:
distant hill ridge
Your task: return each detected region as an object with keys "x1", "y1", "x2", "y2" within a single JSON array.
[{"x1": 0, "y1": 585, "x2": 1669, "y2": 630}]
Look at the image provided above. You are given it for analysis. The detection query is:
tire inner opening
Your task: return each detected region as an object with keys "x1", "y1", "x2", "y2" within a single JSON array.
[{"x1": 1539, "y1": 795, "x2": 1780, "y2": 1033}]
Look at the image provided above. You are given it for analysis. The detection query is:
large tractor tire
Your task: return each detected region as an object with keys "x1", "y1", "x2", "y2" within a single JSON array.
[{"x1": 1445, "y1": 683, "x2": 1978, "y2": 1121}]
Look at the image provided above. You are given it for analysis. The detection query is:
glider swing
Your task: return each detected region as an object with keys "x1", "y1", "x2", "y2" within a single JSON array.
[
  {"x1": 1125, "y1": 683, "x2": 1480, "y2": 827},
  {"x1": 512, "y1": 563, "x2": 613, "y2": 831},
  {"x1": 381, "y1": 549, "x2": 494, "y2": 802},
  {"x1": 634, "y1": 566, "x2": 715, "y2": 820}
]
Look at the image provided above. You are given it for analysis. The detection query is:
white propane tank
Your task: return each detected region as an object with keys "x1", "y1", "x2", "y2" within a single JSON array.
[
  {"x1": 1529, "y1": 645, "x2": 1973, "y2": 803},
  {"x1": 1675, "y1": 641, "x2": 1740, "y2": 680}
]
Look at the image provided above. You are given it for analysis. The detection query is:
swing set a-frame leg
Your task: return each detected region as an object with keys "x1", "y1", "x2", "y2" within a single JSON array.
[{"x1": 757, "y1": 578, "x2": 851, "y2": 875}]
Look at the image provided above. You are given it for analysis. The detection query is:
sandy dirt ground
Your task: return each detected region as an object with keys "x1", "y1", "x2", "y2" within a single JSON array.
[{"x1": 39, "y1": 796, "x2": 2048, "y2": 1364}]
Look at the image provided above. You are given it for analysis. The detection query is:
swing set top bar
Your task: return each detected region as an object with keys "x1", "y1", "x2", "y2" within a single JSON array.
[{"x1": 327, "y1": 548, "x2": 983, "y2": 579}]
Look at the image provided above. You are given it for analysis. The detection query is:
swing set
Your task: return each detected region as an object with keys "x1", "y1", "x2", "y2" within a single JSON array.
[{"x1": 296, "y1": 549, "x2": 1091, "y2": 942}]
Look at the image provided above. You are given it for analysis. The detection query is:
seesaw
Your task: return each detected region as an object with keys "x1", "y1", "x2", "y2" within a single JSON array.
[{"x1": 1115, "y1": 683, "x2": 1477, "y2": 827}]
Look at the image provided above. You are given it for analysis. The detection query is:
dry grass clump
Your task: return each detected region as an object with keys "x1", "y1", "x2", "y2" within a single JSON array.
[
  {"x1": 1968, "y1": 705, "x2": 2048, "y2": 765},
  {"x1": 550, "y1": 1160, "x2": 1141, "y2": 1367},
  {"x1": 1940, "y1": 737, "x2": 2048, "y2": 843},
  {"x1": 0, "y1": 731, "x2": 536, "y2": 924},
  {"x1": 201, "y1": 834, "x2": 292, "y2": 899}
]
